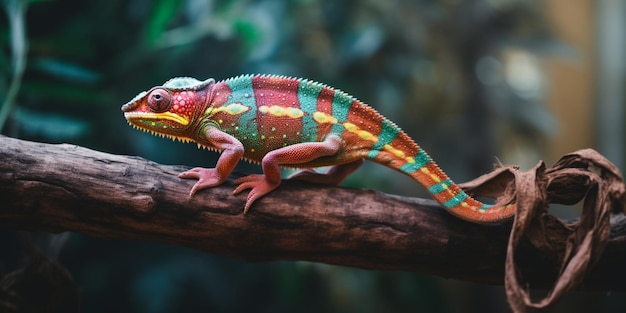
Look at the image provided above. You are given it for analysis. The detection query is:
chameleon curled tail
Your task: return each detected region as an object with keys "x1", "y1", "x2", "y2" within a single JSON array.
[
  {"x1": 122, "y1": 74, "x2": 516, "y2": 224},
  {"x1": 365, "y1": 144, "x2": 516, "y2": 224}
]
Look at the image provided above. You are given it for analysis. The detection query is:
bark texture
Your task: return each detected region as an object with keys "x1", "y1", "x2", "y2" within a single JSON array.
[{"x1": 1, "y1": 135, "x2": 625, "y2": 293}]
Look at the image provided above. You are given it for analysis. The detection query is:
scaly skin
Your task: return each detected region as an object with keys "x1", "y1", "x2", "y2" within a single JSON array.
[{"x1": 121, "y1": 74, "x2": 515, "y2": 223}]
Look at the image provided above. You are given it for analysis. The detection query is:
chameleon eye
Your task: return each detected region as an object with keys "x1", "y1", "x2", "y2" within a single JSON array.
[{"x1": 147, "y1": 89, "x2": 172, "y2": 113}]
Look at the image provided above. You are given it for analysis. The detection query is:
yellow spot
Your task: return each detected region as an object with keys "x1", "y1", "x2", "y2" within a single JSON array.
[
  {"x1": 421, "y1": 167, "x2": 441, "y2": 183},
  {"x1": 225, "y1": 103, "x2": 249, "y2": 114},
  {"x1": 461, "y1": 202, "x2": 469, "y2": 208},
  {"x1": 343, "y1": 122, "x2": 357, "y2": 131},
  {"x1": 358, "y1": 130, "x2": 378, "y2": 142},
  {"x1": 406, "y1": 157, "x2": 415, "y2": 164},
  {"x1": 259, "y1": 105, "x2": 304, "y2": 119},
  {"x1": 287, "y1": 108, "x2": 303, "y2": 118},
  {"x1": 340, "y1": 122, "x2": 380, "y2": 143},
  {"x1": 272, "y1": 106, "x2": 286, "y2": 115},
  {"x1": 383, "y1": 144, "x2": 406, "y2": 159},
  {"x1": 313, "y1": 111, "x2": 337, "y2": 124},
  {"x1": 207, "y1": 102, "x2": 250, "y2": 116}
]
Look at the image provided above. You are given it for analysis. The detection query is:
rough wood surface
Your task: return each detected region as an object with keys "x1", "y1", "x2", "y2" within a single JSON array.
[{"x1": 1, "y1": 135, "x2": 625, "y2": 290}]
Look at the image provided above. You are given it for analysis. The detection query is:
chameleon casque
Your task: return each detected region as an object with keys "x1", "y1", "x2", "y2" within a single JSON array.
[{"x1": 122, "y1": 74, "x2": 515, "y2": 223}]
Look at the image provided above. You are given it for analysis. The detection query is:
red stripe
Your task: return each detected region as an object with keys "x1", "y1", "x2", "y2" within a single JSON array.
[
  {"x1": 251, "y1": 76, "x2": 300, "y2": 108},
  {"x1": 316, "y1": 87, "x2": 335, "y2": 114},
  {"x1": 210, "y1": 81, "x2": 233, "y2": 106},
  {"x1": 251, "y1": 76, "x2": 304, "y2": 151}
]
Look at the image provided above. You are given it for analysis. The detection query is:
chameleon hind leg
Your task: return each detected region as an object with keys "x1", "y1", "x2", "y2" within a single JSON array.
[
  {"x1": 288, "y1": 159, "x2": 364, "y2": 185},
  {"x1": 234, "y1": 135, "x2": 343, "y2": 213}
]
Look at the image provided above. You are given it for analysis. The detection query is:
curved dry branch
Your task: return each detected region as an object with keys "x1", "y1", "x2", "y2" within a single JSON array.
[{"x1": 1, "y1": 135, "x2": 625, "y2": 290}]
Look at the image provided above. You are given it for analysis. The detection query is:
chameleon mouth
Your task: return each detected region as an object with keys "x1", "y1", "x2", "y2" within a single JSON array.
[
  {"x1": 126, "y1": 122, "x2": 194, "y2": 144},
  {"x1": 123, "y1": 111, "x2": 190, "y2": 126}
]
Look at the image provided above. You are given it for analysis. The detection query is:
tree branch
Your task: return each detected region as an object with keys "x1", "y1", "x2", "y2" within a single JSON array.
[{"x1": 1, "y1": 135, "x2": 625, "y2": 290}]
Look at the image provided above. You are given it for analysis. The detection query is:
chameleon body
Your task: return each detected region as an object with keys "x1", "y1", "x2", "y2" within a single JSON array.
[{"x1": 122, "y1": 74, "x2": 515, "y2": 223}]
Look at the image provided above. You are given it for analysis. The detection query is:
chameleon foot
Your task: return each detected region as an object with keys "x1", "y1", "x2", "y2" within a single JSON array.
[
  {"x1": 233, "y1": 174, "x2": 280, "y2": 214},
  {"x1": 179, "y1": 167, "x2": 226, "y2": 196}
]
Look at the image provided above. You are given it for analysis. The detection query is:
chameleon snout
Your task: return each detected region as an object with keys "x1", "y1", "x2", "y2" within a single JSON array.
[
  {"x1": 121, "y1": 91, "x2": 147, "y2": 112},
  {"x1": 121, "y1": 101, "x2": 137, "y2": 112}
]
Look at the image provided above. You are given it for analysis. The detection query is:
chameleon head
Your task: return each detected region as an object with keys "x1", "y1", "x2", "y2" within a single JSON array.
[{"x1": 121, "y1": 77, "x2": 215, "y2": 137}]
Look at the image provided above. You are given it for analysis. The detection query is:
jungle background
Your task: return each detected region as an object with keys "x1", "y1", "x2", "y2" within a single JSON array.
[{"x1": 1, "y1": 0, "x2": 625, "y2": 312}]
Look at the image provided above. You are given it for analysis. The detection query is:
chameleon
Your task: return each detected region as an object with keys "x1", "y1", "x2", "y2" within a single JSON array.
[{"x1": 121, "y1": 74, "x2": 515, "y2": 223}]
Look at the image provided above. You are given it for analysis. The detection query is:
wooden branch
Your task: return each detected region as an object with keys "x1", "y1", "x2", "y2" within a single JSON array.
[{"x1": 1, "y1": 135, "x2": 625, "y2": 290}]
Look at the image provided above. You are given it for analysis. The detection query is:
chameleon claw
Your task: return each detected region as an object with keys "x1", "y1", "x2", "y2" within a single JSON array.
[
  {"x1": 233, "y1": 174, "x2": 279, "y2": 213},
  {"x1": 188, "y1": 182, "x2": 202, "y2": 197}
]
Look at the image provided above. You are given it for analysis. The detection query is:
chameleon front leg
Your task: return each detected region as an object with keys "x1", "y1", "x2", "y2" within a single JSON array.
[
  {"x1": 234, "y1": 135, "x2": 343, "y2": 213},
  {"x1": 179, "y1": 126, "x2": 244, "y2": 195}
]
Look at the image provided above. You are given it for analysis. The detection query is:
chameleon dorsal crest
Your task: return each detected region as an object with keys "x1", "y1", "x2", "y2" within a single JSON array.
[
  {"x1": 122, "y1": 74, "x2": 515, "y2": 223},
  {"x1": 163, "y1": 77, "x2": 215, "y2": 90}
]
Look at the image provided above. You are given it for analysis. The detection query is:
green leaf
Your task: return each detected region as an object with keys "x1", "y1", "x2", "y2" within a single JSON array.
[
  {"x1": 32, "y1": 58, "x2": 100, "y2": 84},
  {"x1": 20, "y1": 81, "x2": 111, "y2": 105},
  {"x1": 232, "y1": 19, "x2": 262, "y2": 55},
  {"x1": 145, "y1": 0, "x2": 184, "y2": 46},
  {"x1": 13, "y1": 106, "x2": 89, "y2": 140},
  {"x1": 25, "y1": 0, "x2": 55, "y2": 4}
]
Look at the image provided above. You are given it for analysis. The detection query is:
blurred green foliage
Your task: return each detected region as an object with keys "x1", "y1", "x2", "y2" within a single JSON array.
[{"x1": 2, "y1": 0, "x2": 625, "y2": 312}]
